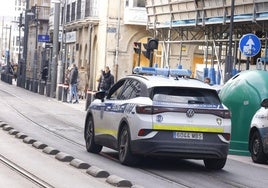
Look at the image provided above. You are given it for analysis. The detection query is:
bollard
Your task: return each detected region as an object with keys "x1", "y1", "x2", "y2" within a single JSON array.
[
  {"x1": 39, "y1": 81, "x2": 45, "y2": 95},
  {"x1": 57, "y1": 85, "x2": 63, "y2": 101},
  {"x1": 26, "y1": 78, "x2": 30, "y2": 90},
  {"x1": 32, "y1": 80, "x2": 38, "y2": 93},
  {"x1": 46, "y1": 82, "x2": 51, "y2": 97},
  {"x1": 62, "y1": 84, "x2": 69, "y2": 102},
  {"x1": 7, "y1": 74, "x2": 12, "y2": 84}
]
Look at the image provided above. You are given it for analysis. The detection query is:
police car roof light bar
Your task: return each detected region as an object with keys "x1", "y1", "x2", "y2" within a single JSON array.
[{"x1": 133, "y1": 66, "x2": 191, "y2": 77}]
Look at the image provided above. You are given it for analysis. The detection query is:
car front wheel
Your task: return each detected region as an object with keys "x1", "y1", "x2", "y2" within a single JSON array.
[
  {"x1": 249, "y1": 131, "x2": 268, "y2": 164},
  {"x1": 84, "y1": 116, "x2": 102, "y2": 153},
  {"x1": 118, "y1": 126, "x2": 140, "y2": 166},
  {"x1": 204, "y1": 158, "x2": 226, "y2": 170}
]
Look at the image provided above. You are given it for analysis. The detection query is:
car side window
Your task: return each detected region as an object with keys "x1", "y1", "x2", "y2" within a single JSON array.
[
  {"x1": 118, "y1": 79, "x2": 141, "y2": 100},
  {"x1": 107, "y1": 79, "x2": 126, "y2": 100}
]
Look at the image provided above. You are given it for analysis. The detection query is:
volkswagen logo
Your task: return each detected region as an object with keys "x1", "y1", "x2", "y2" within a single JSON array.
[
  {"x1": 186, "y1": 109, "x2": 195, "y2": 118},
  {"x1": 156, "y1": 115, "x2": 163, "y2": 122}
]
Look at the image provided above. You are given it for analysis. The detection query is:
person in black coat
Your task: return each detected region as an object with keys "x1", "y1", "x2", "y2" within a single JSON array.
[{"x1": 99, "y1": 66, "x2": 114, "y2": 93}]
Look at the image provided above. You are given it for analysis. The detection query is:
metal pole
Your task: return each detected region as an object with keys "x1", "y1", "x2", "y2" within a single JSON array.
[
  {"x1": 33, "y1": 5, "x2": 38, "y2": 93},
  {"x1": 56, "y1": 0, "x2": 66, "y2": 100},
  {"x1": 224, "y1": 0, "x2": 235, "y2": 83},
  {"x1": 115, "y1": 0, "x2": 121, "y2": 81},
  {"x1": 22, "y1": 0, "x2": 30, "y2": 89},
  {"x1": 50, "y1": 2, "x2": 60, "y2": 98},
  {"x1": 264, "y1": 32, "x2": 267, "y2": 71},
  {"x1": 18, "y1": 13, "x2": 22, "y2": 71},
  {"x1": 8, "y1": 25, "x2": 11, "y2": 69}
]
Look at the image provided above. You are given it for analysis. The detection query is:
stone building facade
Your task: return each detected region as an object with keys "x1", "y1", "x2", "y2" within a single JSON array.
[{"x1": 49, "y1": 0, "x2": 150, "y2": 97}]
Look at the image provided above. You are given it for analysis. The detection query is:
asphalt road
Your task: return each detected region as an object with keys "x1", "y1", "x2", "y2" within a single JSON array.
[{"x1": 0, "y1": 80, "x2": 268, "y2": 188}]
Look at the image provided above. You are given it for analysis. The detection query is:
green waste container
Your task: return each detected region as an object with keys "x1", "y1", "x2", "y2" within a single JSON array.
[{"x1": 220, "y1": 70, "x2": 268, "y2": 156}]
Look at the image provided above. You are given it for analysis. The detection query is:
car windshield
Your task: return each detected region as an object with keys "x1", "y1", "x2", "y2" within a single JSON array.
[{"x1": 152, "y1": 87, "x2": 221, "y2": 106}]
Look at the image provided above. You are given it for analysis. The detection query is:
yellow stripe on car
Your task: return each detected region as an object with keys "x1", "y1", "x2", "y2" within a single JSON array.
[
  {"x1": 153, "y1": 124, "x2": 224, "y2": 133},
  {"x1": 95, "y1": 128, "x2": 117, "y2": 136}
]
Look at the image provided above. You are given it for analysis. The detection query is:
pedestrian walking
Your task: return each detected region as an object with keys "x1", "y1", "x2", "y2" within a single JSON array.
[
  {"x1": 68, "y1": 63, "x2": 79, "y2": 104},
  {"x1": 99, "y1": 66, "x2": 114, "y2": 93}
]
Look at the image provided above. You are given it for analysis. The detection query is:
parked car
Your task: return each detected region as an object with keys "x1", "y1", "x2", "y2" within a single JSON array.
[
  {"x1": 84, "y1": 67, "x2": 231, "y2": 170},
  {"x1": 249, "y1": 98, "x2": 268, "y2": 164}
]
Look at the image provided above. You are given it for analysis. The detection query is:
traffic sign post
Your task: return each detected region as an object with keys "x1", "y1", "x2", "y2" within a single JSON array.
[{"x1": 239, "y1": 34, "x2": 261, "y2": 57}]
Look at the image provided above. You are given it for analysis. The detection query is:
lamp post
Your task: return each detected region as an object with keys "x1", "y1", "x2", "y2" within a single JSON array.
[
  {"x1": 12, "y1": 13, "x2": 23, "y2": 87},
  {"x1": 29, "y1": 5, "x2": 39, "y2": 93},
  {"x1": 3, "y1": 25, "x2": 12, "y2": 84},
  {"x1": 22, "y1": 0, "x2": 30, "y2": 89},
  {"x1": 50, "y1": 1, "x2": 60, "y2": 98},
  {"x1": 56, "y1": 0, "x2": 66, "y2": 100},
  {"x1": 224, "y1": 0, "x2": 235, "y2": 83}
]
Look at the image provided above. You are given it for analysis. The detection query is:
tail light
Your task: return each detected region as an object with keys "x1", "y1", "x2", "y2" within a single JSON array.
[
  {"x1": 136, "y1": 105, "x2": 153, "y2": 114},
  {"x1": 136, "y1": 105, "x2": 167, "y2": 114},
  {"x1": 222, "y1": 133, "x2": 231, "y2": 141},
  {"x1": 138, "y1": 129, "x2": 152, "y2": 136},
  {"x1": 220, "y1": 110, "x2": 231, "y2": 119}
]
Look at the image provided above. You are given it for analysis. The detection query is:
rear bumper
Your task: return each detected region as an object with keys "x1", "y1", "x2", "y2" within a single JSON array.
[{"x1": 130, "y1": 131, "x2": 229, "y2": 159}]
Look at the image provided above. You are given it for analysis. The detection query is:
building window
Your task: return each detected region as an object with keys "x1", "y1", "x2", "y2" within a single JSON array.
[
  {"x1": 77, "y1": 0, "x2": 81, "y2": 20},
  {"x1": 66, "y1": 4, "x2": 70, "y2": 23},
  {"x1": 85, "y1": 0, "x2": 98, "y2": 17},
  {"x1": 133, "y1": 0, "x2": 145, "y2": 8},
  {"x1": 71, "y1": 2, "x2": 76, "y2": 21}
]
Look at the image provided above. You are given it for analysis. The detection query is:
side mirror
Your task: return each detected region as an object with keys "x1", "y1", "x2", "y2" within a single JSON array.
[
  {"x1": 94, "y1": 91, "x2": 106, "y2": 102},
  {"x1": 260, "y1": 98, "x2": 268, "y2": 108}
]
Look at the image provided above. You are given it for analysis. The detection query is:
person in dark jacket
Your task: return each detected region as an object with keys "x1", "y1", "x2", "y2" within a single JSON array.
[
  {"x1": 68, "y1": 63, "x2": 79, "y2": 104},
  {"x1": 99, "y1": 66, "x2": 114, "y2": 93}
]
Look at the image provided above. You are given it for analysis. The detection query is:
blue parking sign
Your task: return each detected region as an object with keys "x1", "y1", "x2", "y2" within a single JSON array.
[
  {"x1": 38, "y1": 34, "x2": 50, "y2": 42},
  {"x1": 239, "y1": 34, "x2": 261, "y2": 57}
]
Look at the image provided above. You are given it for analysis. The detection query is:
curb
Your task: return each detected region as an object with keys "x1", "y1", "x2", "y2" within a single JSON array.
[{"x1": 0, "y1": 121, "x2": 143, "y2": 188}]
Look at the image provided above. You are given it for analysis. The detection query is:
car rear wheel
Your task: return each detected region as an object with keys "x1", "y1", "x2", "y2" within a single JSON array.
[
  {"x1": 118, "y1": 126, "x2": 140, "y2": 166},
  {"x1": 249, "y1": 131, "x2": 268, "y2": 164},
  {"x1": 84, "y1": 116, "x2": 102, "y2": 153},
  {"x1": 203, "y1": 158, "x2": 226, "y2": 170}
]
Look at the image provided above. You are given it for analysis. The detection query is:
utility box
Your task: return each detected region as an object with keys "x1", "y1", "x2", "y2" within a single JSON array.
[{"x1": 219, "y1": 70, "x2": 268, "y2": 155}]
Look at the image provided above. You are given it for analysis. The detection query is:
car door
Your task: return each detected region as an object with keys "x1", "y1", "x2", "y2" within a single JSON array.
[
  {"x1": 100, "y1": 79, "x2": 142, "y2": 145},
  {"x1": 95, "y1": 79, "x2": 126, "y2": 144}
]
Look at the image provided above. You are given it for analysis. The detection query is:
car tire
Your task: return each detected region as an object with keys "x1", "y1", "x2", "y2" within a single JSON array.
[
  {"x1": 249, "y1": 131, "x2": 268, "y2": 164},
  {"x1": 118, "y1": 126, "x2": 140, "y2": 166},
  {"x1": 84, "y1": 116, "x2": 102, "y2": 153},
  {"x1": 203, "y1": 158, "x2": 226, "y2": 170}
]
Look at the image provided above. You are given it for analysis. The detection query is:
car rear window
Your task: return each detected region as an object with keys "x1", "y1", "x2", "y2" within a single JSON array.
[{"x1": 152, "y1": 87, "x2": 221, "y2": 106}]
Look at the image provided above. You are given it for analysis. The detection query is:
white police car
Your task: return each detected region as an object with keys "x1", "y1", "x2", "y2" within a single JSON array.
[
  {"x1": 84, "y1": 67, "x2": 231, "y2": 170},
  {"x1": 249, "y1": 98, "x2": 268, "y2": 163}
]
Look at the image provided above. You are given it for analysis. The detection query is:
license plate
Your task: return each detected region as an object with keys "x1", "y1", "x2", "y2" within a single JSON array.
[{"x1": 174, "y1": 132, "x2": 203, "y2": 140}]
